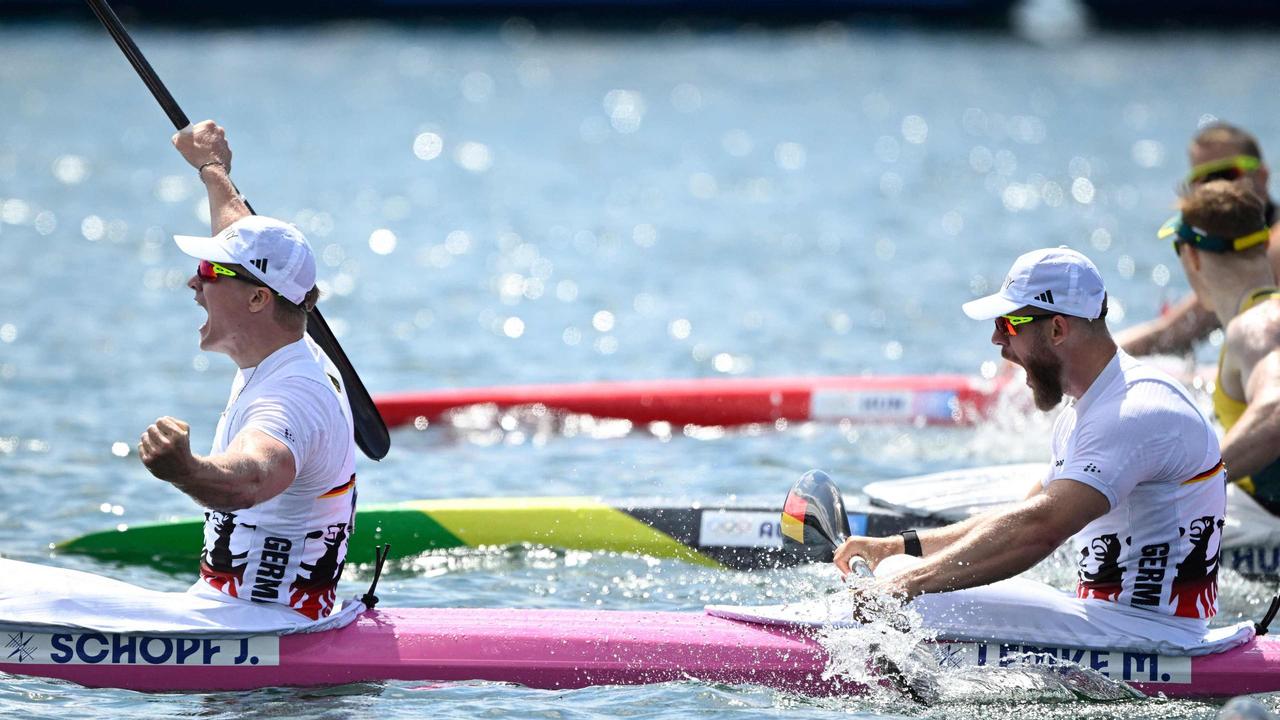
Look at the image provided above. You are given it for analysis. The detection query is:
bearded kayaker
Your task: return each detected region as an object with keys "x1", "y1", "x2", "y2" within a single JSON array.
[
  {"x1": 1119, "y1": 122, "x2": 1280, "y2": 357},
  {"x1": 137, "y1": 120, "x2": 357, "y2": 621},
  {"x1": 834, "y1": 247, "x2": 1230, "y2": 651},
  {"x1": 1164, "y1": 180, "x2": 1280, "y2": 519}
]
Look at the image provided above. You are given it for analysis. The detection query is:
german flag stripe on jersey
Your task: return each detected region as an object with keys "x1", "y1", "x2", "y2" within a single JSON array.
[
  {"x1": 1182, "y1": 460, "x2": 1225, "y2": 486},
  {"x1": 318, "y1": 476, "x2": 357, "y2": 498}
]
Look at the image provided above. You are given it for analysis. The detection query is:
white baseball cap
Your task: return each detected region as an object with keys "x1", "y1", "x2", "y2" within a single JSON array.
[
  {"x1": 174, "y1": 215, "x2": 316, "y2": 305},
  {"x1": 962, "y1": 247, "x2": 1106, "y2": 321}
]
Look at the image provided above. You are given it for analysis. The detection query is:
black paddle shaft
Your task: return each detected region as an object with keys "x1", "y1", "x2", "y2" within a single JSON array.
[{"x1": 84, "y1": 0, "x2": 390, "y2": 461}]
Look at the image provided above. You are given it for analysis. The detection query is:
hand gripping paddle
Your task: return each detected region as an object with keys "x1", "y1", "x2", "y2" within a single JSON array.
[{"x1": 781, "y1": 470, "x2": 938, "y2": 704}]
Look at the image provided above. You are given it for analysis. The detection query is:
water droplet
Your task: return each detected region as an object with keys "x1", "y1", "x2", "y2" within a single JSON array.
[
  {"x1": 413, "y1": 132, "x2": 443, "y2": 161},
  {"x1": 369, "y1": 228, "x2": 397, "y2": 255}
]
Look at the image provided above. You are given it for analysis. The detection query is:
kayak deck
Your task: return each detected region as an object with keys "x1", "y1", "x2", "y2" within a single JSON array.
[{"x1": 3, "y1": 608, "x2": 1278, "y2": 698}]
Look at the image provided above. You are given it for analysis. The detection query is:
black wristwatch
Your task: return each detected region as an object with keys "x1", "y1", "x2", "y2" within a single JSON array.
[{"x1": 900, "y1": 529, "x2": 923, "y2": 557}]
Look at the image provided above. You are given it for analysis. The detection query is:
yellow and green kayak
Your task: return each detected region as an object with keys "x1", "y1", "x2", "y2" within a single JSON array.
[{"x1": 57, "y1": 496, "x2": 933, "y2": 571}]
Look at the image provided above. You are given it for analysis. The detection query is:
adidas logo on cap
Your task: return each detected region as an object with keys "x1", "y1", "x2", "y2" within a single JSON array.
[{"x1": 961, "y1": 247, "x2": 1106, "y2": 321}]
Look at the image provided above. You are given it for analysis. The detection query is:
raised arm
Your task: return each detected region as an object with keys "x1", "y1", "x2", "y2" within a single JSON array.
[{"x1": 172, "y1": 120, "x2": 250, "y2": 235}]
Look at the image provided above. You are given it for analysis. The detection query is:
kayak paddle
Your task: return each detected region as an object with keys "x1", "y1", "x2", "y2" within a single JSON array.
[{"x1": 781, "y1": 469, "x2": 938, "y2": 704}]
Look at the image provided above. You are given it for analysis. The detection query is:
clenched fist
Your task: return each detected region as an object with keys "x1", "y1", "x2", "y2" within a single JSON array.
[
  {"x1": 139, "y1": 416, "x2": 196, "y2": 483},
  {"x1": 172, "y1": 120, "x2": 232, "y2": 174}
]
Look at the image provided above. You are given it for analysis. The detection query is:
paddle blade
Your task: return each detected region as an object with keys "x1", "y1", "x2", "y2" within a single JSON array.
[
  {"x1": 780, "y1": 470, "x2": 851, "y2": 562},
  {"x1": 308, "y1": 308, "x2": 390, "y2": 460}
]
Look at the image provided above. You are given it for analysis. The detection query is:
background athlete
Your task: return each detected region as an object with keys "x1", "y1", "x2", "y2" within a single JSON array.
[
  {"x1": 1166, "y1": 180, "x2": 1280, "y2": 521},
  {"x1": 833, "y1": 248, "x2": 1229, "y2": 651},
  {"x1": 1119, "y1": 122, "x2": 1280, "y2": 357},
  {"x1": 138, "y1": 120, "x2": 358, "y2": 621}
]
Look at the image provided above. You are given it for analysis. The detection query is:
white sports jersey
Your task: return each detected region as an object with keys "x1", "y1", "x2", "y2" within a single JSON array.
[
  {"x1": 1044, "y1": 351, "x2": 1225, "y2": 619},
  {"x1": 198, "y1": 337, "x2": 357, "y2": 620}
]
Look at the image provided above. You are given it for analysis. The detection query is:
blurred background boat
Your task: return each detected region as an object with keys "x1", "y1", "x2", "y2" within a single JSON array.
[{"x1": 2, "y1": 0, "x2": 1278, "y2": 25}]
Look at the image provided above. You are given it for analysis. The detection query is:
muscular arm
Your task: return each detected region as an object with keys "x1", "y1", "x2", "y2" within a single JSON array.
[
  {"x1": 885, "y1": 479, "x2": 1109, "y2": 598},
  {"x1": 1222, "y1": 348, "x2": 1280, "y2": 479},
  {"x1": 833, "y1": 478, "x2": 1043, "y2": 572},
  {"x1": 1115, "y1": 293, "x2": 1218, "y2": 357},
  {"x1": 140, "y1": 418, "x2": 296, "y2": 512},
  {"x1": 199, "y1": 163, "x2": 250, "y2": 235},
  {"x1": 913, "y1": 475, "x2": 1049, "y2": 555}
]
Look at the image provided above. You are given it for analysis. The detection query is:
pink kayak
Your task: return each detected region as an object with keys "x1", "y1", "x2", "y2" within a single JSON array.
[
  {"x1": 0, "y1": 609, "x2": 828, "y2": 693},
  {"x1": 375, "y1": 375, "x2": 1002, "y2": 429},
  {"x1": 2, "y1": 608, "x2": 1277, "y2": 698}
]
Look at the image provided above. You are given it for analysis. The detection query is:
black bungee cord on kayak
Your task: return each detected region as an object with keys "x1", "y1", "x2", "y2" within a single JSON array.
[
  {"x1": 361, "y1": 544, "x2": 391, "y2": 609},
  {"x1": 1255, "y1": 591, "x2": 1280, "y2": 635}
]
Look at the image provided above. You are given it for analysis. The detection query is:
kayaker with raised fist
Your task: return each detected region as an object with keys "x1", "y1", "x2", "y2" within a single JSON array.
[
  {"x1": 834, "y1": 247, "x2": 1234, "y2": 654},
  {"x1": 138, "y1": 119, "x2": 358, "y2": 621}
]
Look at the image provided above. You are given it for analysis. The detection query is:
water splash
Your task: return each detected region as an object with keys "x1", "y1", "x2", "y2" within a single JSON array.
[
  {"x1": 816, "y1": 580, "x2": 1142, "y2": 708},
  {"x1": 816, "y1": 582, "x2": 941, "y2": 705},
  {"x1": 934, "y1": 651, "x2": 1144, "y2": 704}
]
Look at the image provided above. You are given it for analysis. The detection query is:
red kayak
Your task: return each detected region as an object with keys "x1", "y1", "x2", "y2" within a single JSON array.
[{"x1": 375, "y1": 375, "x2": 1002, "y2": 429}]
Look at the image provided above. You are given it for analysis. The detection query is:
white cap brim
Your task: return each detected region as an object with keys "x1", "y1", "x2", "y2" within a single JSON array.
[
  {"x1": 174, "y1": 233, "x2": 236, "y2": 263},
  {"x1": 962, "y1": 293, "x2": 1024, "y2": 321}
]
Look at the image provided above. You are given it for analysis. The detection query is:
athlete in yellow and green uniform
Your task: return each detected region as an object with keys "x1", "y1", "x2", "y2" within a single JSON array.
[
  {"x1": 1212, "y1": 287, "x2": 1280, "y2": 510},
  {"x1": 1166, "y1": 180, "x2": 1280, "y2": 513},
  {"x1": 1120, "y1": 122, "x2": 1280, "y2": 357}
]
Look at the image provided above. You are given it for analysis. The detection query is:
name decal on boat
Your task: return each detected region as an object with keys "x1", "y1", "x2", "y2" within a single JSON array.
[
  {"x1": 697, "y1": 511, "x2": 867, "y2": 547},
  {"x1": 810, "y1": 390, "x2": 958, "y2": 422},
  {"x1": 933, "y1": 642, "x2": 1191, "y2": 684},
  {"x1": 1227, "y1": 545, "x2": 1280, "y2": 576},
  {"x1": 3, "y1": 631, "x2": 280, "y2": 667}
]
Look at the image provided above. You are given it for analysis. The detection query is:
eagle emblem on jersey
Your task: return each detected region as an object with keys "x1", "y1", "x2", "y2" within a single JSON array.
[
  {"x1": 289, "y1": 522, "x2": 350, "y2": 620},
  {"x1": 1171, "y1": 516, "x2": 1223, "y2": 619},
  {"x1": 199, "y1": 511, "x2": 249, "y2": 596},
  {"x1": 1077, "y1": 533, "x2": 1126, "y2": 602}
]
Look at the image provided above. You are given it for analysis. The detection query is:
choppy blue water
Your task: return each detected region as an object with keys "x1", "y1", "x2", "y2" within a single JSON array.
[{"x1": 2, "y1": 11, "x2": 1280, "y2": 719}]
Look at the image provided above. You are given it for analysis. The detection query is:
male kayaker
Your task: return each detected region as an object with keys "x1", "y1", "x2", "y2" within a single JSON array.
[
  {"x1": 138, "y1": 120, "x2": 357, "y2": 620},
  {"x1": 834, "y1": 247, "x2": 1229, "y2": 651},
  {"x1": 1164, "y1": 180, "x2": 1280, "y2": 515},
  {"x1": 1119, "y1": 121, "x2": 1280, "y2": 357}
]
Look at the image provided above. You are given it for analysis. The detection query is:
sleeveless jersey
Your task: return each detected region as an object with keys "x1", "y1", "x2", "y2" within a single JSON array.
[{"x1": 1213, "y1": 287, "x2": 1280, "y2": 512}]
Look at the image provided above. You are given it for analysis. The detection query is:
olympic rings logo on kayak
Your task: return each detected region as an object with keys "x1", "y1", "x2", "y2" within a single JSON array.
[{"x1": 705, "y1": 519, "x2": 768, "y2": 536}]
